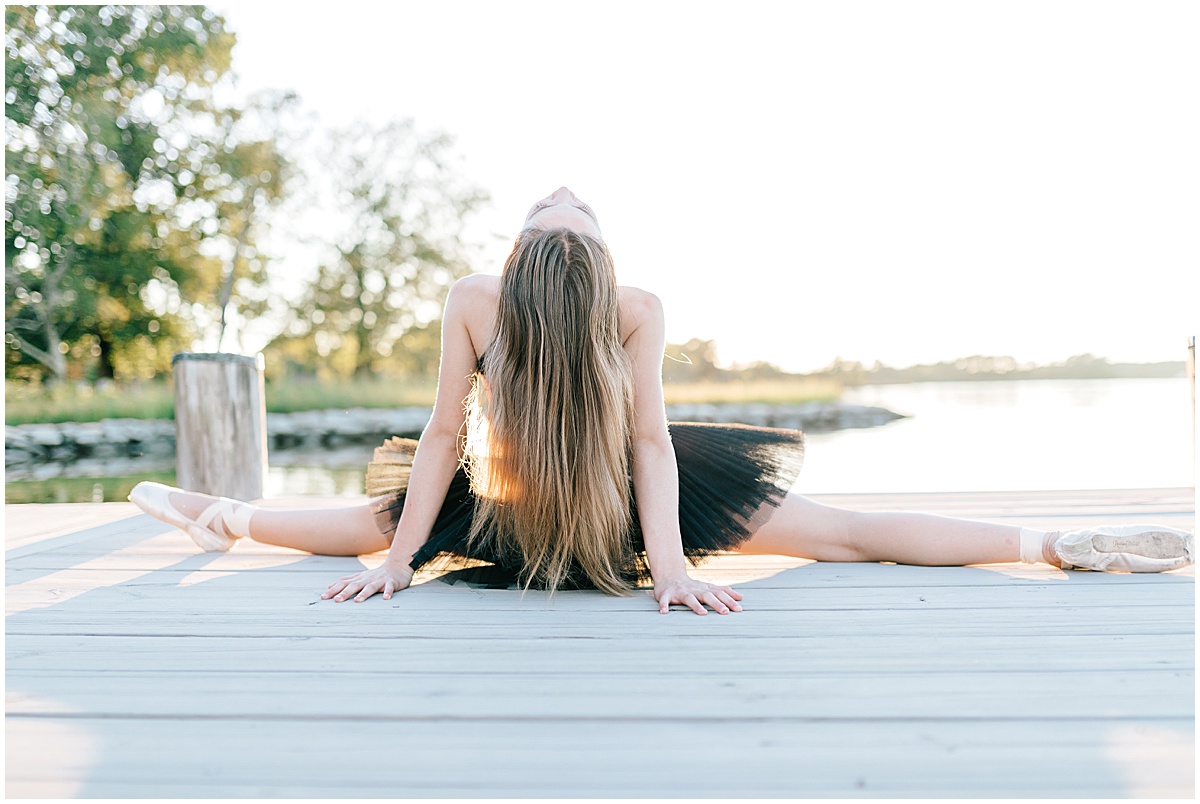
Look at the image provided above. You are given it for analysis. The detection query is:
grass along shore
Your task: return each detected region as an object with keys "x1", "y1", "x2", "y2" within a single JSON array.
[{"x1": 5, "y1": 376, "x2": 842, "y2": 426}]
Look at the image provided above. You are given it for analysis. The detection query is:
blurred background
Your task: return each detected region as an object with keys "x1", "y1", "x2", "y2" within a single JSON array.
[{"x1": 5, "y1": 3, "x2": 1195, "y2": 502}]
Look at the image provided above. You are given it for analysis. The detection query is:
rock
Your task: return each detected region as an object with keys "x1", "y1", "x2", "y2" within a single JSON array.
[
  {"x1": 87, "y1": 442, "x2": 124, "y2": 460},
  {"x1": 361, "y1": 408, "x2": 403, "y2": 433},
  {"x1": 5, "y1": 426, "x2": 36, "y2": 452},
  {"x1": 657, "y1": 402, "x2": 907, "y2": 431},
  {"x1": 393, "y1": 407, "x2": 432, "y2": 435},
  {"x1": 836, "y1": 405, "x2": 906, "y2": 430},
  {"x1": 324, "y1": 408, "x2": 374, "y2": 437},
  {"x1": 50, "y1": 444, "x2": 80, "y2": 461},
  {"x1": 30, "y1": 461, "x2": 65, "y2": 481},
  {"x1": 99, "y1": 418, "x2": 138, "y2": 443},
  {"x1": 145, "y1": 419, "x2": 176, "y2": 438},
  {"x1": 68, "y1": 422, "x2": 107, "y2": 445},
  {"x1": 4, "y1": 445, "x2": 38, "y2": 466},
  {"x1": 272, "y1": 432, "x2": 310, "y2": 449},
  {"x1": 287, "y1": 410, "x2": 327, "y2": 433},
  {"x1": 266, "y1": 413, "x2": 297, "y2": 436},
  {"x1": 139, "y1": 437, "x2": 176, "y2": 458},
  {"x1": 21, "y1": 424, "x2": 64, "y2": 447}
]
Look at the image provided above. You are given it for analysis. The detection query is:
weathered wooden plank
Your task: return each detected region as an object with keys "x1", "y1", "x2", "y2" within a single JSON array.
[
  {"x1": 3, "y1": 502, "x2": 139, "y2": 550},
  {"x1": 6, "y1": 668, "x2": 1193, "y2": 720},
  {"x1": 5, "y1": 551, "x2": 371, "y2": 573},
  {"x1": 6, "y1": 569, "x2": 1194, "y2": 609},
  {"x1": 3, "y1": 510, "x2": 166, "y2": 560},
  {"x1": 5, "y1": 717, "x2": 1192, "y2": 798},
  {"x1": 810, "y1": 487, "x2": 1194, "y2": 503},
  {"x1": 809, "y1": 488, "x2": 1194, "y2": 512},
  {"x1": 6, "y1": 622, "x2": 1185, "y2": 643},
  {"x1": 7, "y1": 633, "x2": 1191, "y2": 674},
  {"x1": 5, "y1": 551, "x2": 1193, "y2": 583},
  {"x1": 2, "y1": 498, "x2": 367, "y2": 557},
  {"x1": 4, "y1": 549, "x2": 1192, "y2": 578},
  {"x1": 5, "y1": 582, "x2": 1194, "y2": 618},
  {"x1": 7, "y1": 605, "x2": 1193, "y2": 640},
  {"x1": 8, "y1": 552, "x2": 1193, "y2": 587}
]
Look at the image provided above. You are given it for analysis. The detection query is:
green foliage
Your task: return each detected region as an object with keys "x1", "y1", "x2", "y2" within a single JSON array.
[
  {"x1": 204, "y1": 90, "x2": 297, "y2": 350},
  {"x1": 4, "y1": 378, "x2": 176, "y2": 423},
  {"x1": 663, "y1": 338, "x2": 804, "y2": 384},
  {"x1": 264, "y1": 119, "x2": 488, "y2": 380},
  {"x1": 662, "y1": 338, "x2": 722, "y2": 383},
  {"x1": 4, "y1": 376, "x2": 439, "y2": 424},
  {"x1": 5, "y1": 6, "x2": 288, "y2": 383},
  {"x1": 261, "y1": 376, "x2": 437, "y2": 413},
  {"x1": 385, "y1": 320, "x2": 442, "y2": 380}
]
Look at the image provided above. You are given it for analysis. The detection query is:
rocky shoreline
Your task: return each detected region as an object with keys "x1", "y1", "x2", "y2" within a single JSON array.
[{"x1": 6, "y1": 402, "x2": 905, "y2": 482}]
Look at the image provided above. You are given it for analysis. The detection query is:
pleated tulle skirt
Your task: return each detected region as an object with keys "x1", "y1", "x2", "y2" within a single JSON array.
[{"x1": 367, "y1": 422, "x2": 805, "y2": 590}]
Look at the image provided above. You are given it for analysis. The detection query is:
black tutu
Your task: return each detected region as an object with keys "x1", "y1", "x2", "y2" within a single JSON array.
[{"x1": 367, "y1": 422, "x2": 805, "y2": 590}]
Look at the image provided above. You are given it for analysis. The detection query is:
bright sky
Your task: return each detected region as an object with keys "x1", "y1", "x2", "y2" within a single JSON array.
[{"x1": 214, "y1": 1, "x2": 1197, "y2": 372}]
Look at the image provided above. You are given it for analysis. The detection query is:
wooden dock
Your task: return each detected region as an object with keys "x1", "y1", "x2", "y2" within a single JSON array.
[{"x1": 5, "y1": 488, "x2": 1195, "y2": 798}]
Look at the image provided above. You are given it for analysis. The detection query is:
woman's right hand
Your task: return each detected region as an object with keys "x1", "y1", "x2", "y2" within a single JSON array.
[
  {"x1": 653, "y1": 574, "x2": 744, "y2": 615},
  {"x1": 321, "y1": 562, "x2": 414, "y2": 602}
]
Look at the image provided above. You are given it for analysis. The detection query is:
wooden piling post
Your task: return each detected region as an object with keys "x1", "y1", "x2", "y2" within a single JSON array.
[{"x1": 172, "y1": 352, "x2": 268, "y2": 500}]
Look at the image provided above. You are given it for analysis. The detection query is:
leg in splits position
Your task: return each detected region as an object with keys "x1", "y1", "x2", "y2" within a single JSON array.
[
  {"x1": 129, "y1": 483, "x2": 1194, "y2": 577},
  {"x1": 128, "y1": 482, "x2": 391, "y2": 556},
  {"x1": 739, "y1": 493, "x2": 1194, "y2": 573}
]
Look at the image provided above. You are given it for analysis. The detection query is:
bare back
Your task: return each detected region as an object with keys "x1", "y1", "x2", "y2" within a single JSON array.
[
  {"x1": 432, "y1": 273, "x2": 668, "y2": 445},
  {"x1": 455, "y1": 274, "x2": 659, "y2": 359}
]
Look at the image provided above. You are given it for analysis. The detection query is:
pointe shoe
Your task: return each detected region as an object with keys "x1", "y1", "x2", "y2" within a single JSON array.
[
  {"x1": 128, "y1": 481, "x2": 255, "y2": 553},
  {"x1": 1053, "y1": 524, "x2": 1194, "y2": 573}
]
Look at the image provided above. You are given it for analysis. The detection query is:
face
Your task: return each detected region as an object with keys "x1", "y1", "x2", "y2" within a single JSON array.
[{"x1": 523, "y1": 186, "x2": 603, "y2": 239}]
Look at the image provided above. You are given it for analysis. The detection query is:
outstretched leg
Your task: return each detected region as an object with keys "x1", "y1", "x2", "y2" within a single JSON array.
[
  {"x1": 150, "y1": 488, "x2": 392, "y2": 556},
  {"x1": 739, "y1": 492, "x2": 1059, "y2": 567}
]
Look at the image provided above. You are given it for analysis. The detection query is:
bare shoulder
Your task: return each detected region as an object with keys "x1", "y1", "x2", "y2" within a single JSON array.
[
  {"x1": 618, "y1": 285, "x2": 663, "y2": 338},
  {"x1": 448, "y1": 273, "x2": 501, "y2": 308},
  {"x1": 447, "y1": 274, "x2": 501, "y2": 353}
]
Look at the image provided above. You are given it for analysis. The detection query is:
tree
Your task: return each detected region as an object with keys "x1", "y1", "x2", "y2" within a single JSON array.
[
  {"x1": 662, "y1": 338, "x2": 721, "y2": 383},
  {"x1": 275, "y1": 119, "x2": 489, "y2": 379},
  {"x1": 387, "y1": 319, "x2": 442, "y2": 379},
  {"x1": 4, "y1": 6, "x2": 287, "y2": 382},
  {"x1": 204, "y1": 90, "x2": 295, "y2": 352}
]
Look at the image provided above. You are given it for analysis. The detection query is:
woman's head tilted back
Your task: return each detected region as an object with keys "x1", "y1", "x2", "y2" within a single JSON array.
[
  {"x1": 521, "y1": 185, "x2": 602, "y2": 239},
  {"x1": 463, "y1": 194, "x2": 636, "y2": 595}
]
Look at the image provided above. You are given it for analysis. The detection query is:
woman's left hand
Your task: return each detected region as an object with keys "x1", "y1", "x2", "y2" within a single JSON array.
[{"x1": 653, "y1": 574, "x2": 744, "y2": 615}]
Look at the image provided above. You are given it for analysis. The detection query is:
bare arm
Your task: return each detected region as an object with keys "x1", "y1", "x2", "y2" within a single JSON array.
[
  {"x1": 322, "y1": 277, "x2": 483, "y2": 602},
  {"x1": 381, "y1": 278, "x2": 480, "y2": 573},
  {"x1": 625, "y1": 292, "x2": 743, "y2": 615},
  {"x1": 626, "y1": 292, "x2": 689, "y2": 580}
]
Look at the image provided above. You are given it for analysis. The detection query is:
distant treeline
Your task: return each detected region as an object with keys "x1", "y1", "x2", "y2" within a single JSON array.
[
  {"x1": 814, "y1": 354, "x2": 1187, "y2": 385},
  {"x1": 664, "y1": 341, "x2": 1186, "y2": 386}
]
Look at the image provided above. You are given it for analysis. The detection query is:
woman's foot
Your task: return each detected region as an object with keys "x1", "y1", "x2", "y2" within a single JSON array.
[
  {"x1": 128, "y1": 482, "x2": 256, "y2": 552},
  {"x1": 1050, "y1": 524, "x2": 1194, "y2": 572}
]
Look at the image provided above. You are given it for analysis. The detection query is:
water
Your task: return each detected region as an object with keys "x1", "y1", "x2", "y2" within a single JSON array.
[
  {"x1": 801, "y1": 377, "x2": 1194, "y2": 493},
  {"x1": 5, "y1": 378, "x2": 1193, "y2": 503}
]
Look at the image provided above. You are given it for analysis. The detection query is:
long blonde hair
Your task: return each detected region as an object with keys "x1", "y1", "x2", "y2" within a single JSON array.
[{"x1": 463, "y1": 227, "x2": 636, "y2": 595}]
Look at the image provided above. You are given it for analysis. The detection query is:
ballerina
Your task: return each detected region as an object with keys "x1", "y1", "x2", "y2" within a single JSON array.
[{"x1": 128, "y1": 186, "x2": 1194, "y2": 615}]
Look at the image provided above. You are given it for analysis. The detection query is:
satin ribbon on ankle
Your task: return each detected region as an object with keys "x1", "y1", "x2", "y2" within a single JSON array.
[{"x1": 1019, "y1": 528, "x2": 1047, "y2": 564}]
